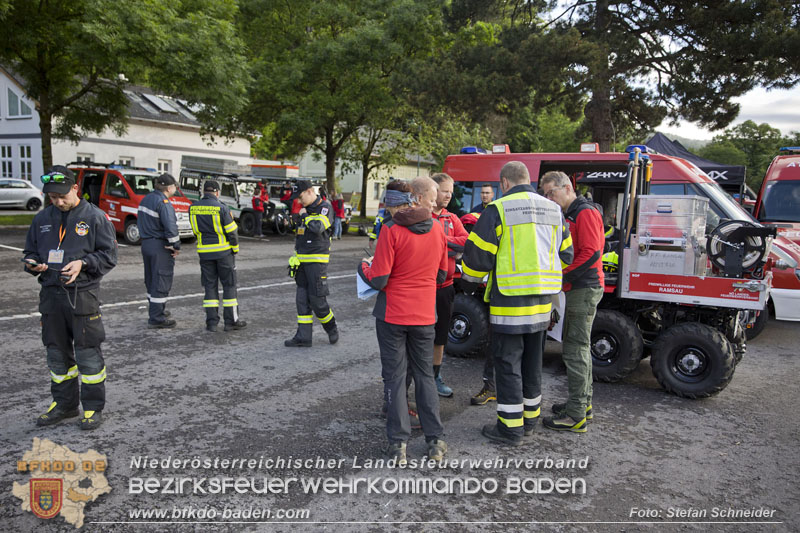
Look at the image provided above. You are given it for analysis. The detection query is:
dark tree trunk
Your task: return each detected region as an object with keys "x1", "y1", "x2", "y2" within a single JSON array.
[{"x1": 586, "y1": 0, "x2": 614, "y2": 152}]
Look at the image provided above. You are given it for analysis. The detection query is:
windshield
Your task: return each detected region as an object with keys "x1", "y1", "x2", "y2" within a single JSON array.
[
  {"x1": 124, "y1": 174, "x2": 185, "y2": 197},
  {"x1": 695, "y1": 182, "x2": 755, "y2": 222},
  {"x1": 759, "y1": 180, "x2": 800, "y2": 223}
]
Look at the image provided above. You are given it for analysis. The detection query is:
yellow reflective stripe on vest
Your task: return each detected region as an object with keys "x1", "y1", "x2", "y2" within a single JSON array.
[
  {"x1": 191, "y1": 204, "x2": 233, "y2": 253},
  {"x1": 489, "y1": 302, "x2": 552, "y2": 316},
  {"x1": 297, "y1": 254, "x2": 330, "y2": 263},
  {"x1": 493, "y1": 192, "x2": 563, "y2": 296},
  {"x1": 81, "y1": 366, "x2": 106, "y2": 384},
  {"x1": 51, "y1": 365, "x2": 79, "y2": 383}
]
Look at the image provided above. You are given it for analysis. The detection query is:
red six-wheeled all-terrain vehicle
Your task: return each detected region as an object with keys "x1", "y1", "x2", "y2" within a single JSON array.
[{"x1": 445, "y1": 145, "x2": 790, "y2": 398}]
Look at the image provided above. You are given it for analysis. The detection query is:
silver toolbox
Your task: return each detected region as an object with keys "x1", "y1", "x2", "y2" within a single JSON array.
[
  {"x1": 637, "y1": 195, "x2": 708, "y2": 249},
  {"x1": 629, "y1": 235, "x2": 707, "y2": 276}
]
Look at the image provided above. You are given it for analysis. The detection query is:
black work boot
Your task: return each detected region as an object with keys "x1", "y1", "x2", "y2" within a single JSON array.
[
  {"x1": 323, "y1": 319, "x2": 339, "y2": 345},
  {"x1": 285, "y1": 323, "x2": 312, "y2": 347},
  {"x1": 37, "y1": 402, "x2": 79, "y2": 427},
  {"x1": 224, "y1": 320, "x2": 247, "y2": 332}
]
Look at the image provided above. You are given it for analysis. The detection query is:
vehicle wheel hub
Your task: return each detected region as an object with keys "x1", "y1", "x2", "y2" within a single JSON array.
[
  {"x1": 451, "y1": 316, "x2": 468, "y2": 339},
  {"x1": 676, "y1": 348, "x2": 706, "y2": 377}
]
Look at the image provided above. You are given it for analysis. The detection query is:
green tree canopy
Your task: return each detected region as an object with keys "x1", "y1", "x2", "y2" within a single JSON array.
[
  {"x1": 239, "y1": 0, "x2": 443, "y2": 193},
  {"x1": 0, "y1": 0, "x2": 248, "y2": 170}
]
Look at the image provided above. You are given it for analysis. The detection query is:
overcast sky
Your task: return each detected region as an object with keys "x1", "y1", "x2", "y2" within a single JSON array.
[{"x1": 658, "y1": 86, "x2": 800, "y2": 141}]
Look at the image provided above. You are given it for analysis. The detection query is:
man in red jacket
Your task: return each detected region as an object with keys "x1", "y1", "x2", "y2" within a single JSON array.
[
  {"x1": 539, "y1": 171, "x2": 605, "y2": 433},
  {"x1": 358, "y1": 176, "x2": 449, "y2": 466},
  {"x1": 252, "y1": 181, "x2": 267, "y2": 237},
  {"x1": 430, "y1": 173, "x2": 469, "y2": 397}
]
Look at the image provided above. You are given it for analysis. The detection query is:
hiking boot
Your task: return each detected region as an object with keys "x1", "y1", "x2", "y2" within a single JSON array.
[
  {"x1": 435, "y1": 375, "x2": 453, "y2": 397},
  {"x1": 36, "y1": 402, "x2": 79, "y2": 427},
  {"x1": 543, "y1": 415, "x2": 588, "y2": 433},
  {"x1": 470, "y1": 385, "x2": 496, "y2": 405},
  {"x1": 551, "y1": 402, "x2": 593, "y2": 420},
  {"x1": 148, "y1": 319, "x2": 176, "y2": 329},
  {"x1": 327, "y1": 327, "x2": 339, "y2": 345},
  {"x1": 79, "y1": 410, "x2": 103, "y2": 430},
  {"x1": 164, "y1": 310, "x2": 171, "y2": 318},
  {"x1": 427, "y1": 438, "x2": 447, "y2": 461},
  {"x1": 385, "y1": 442, "x2": 407, "y2": 467},
  {"x1": 284, "y1": 336, "x2": 311, "y2": 347},
  {"x1": 206, "y1": 323, "x2": 217, "y2": 332},
  {"x1": 224, "y1": 320, "x2": 247, "y2": 332},
  {"x1": 481, "y1": 424, "x2": 523, "y2": 446}
]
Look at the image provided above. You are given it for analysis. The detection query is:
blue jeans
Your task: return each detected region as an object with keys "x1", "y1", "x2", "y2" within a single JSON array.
[{"x1": 333, "y1": 217, "x2": 342, "y2": 239}]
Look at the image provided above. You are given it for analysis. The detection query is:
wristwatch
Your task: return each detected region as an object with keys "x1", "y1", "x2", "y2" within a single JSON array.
[{"x1": 81, "y1": 258, "x2": 88, "y2": 270}]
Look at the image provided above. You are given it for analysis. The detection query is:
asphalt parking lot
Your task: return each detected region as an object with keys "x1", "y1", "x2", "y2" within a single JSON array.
[{"x1": 1, "y1": 226, "x2": 798, "y2": 532}]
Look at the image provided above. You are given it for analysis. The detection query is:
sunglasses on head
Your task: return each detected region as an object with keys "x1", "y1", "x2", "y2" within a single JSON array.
[{"x1": 41, "y1": 172, "x2": 69, "y2": 184}]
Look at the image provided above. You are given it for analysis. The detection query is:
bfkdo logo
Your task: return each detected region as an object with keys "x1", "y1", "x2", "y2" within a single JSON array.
[
  {"x1": 30, "y1": 478, "x2": 63, "y2": 519},
  {"x1": 12, "y1": 438, "x2": 111, "y2": 529}
]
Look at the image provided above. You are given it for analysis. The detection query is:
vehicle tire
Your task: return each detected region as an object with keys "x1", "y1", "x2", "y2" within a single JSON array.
[
  {"x1": 650, "y1": 323, "x2": 736, "y2": 399},
  {"x1": 26, "y1": 198, "x2": 42, "y2": 211},
  {"x1": 745, "y1": 304, "x2": 768, "y2": 341},
  {"x1": 239, "y1": 212, "x2": 255, "y2": 236},
  {"x1": 273, "y1": 213, "x2": 289, "y2": 236},
  {"x1": 446, "y1": 292, "x2": 490, "y2": 358},
  {"x1": 591, "y1": 309, "x2": 644, "y2": 382},
  {"x1": 124, "y1": 218, "x2": 141, "y2": 245}
]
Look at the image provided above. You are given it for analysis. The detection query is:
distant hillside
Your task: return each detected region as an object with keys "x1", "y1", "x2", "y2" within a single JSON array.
[{"x1": 643, "y1": 132, "x2": 709, "y2": 150}]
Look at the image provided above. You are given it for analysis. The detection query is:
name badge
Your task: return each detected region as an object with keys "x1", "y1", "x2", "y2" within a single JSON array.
[
  {"x1": 297, "y1": 228, "x2": 305, "y2": 235},
  {"x1": 48, "y1": 249, "x2": 64, "y2": 264}
]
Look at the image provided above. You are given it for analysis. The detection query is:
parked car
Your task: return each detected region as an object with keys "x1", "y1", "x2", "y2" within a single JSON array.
[
  {"x1": 0, "y1": 178, "x2": 44, "y2": 210},
  {"x1": 68, "y1": 162, "x2": 194, "y2": 245}
]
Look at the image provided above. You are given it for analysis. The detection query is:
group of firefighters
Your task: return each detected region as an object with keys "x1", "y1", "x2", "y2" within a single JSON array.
[{"x1": 22, "y1": 163, "x2": 604, "y2": 465}]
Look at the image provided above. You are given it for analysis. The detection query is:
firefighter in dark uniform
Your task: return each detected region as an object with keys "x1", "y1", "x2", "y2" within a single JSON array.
[
  {"x1": 138, "y1": 173, "x2": 180, "y2": 328},
  {"x1": 285, "y1": 180, "x2": 339, "y2": 347},
  {"x1": 23, "y1": 166, "x2": 118, "y2": 430},
  {"x1": 189, "y1": 180, "x2": 246, "y2": 332}
]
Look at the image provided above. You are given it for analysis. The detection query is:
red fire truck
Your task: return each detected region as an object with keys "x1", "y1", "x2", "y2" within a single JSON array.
[
  {"x1": 443, "y1": 144, "x2": 791, "y2": 398},
  {"x1": 753, "y1": 146, "x2": 800, "y2": 321},
  {"x1": 69, "y1": 162, "x2": 193, "y2": 244}
]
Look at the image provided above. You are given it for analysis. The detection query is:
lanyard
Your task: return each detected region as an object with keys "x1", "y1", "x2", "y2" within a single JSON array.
[{"x1": 57, "y1": 224, "x2": 66, "y2": 251}]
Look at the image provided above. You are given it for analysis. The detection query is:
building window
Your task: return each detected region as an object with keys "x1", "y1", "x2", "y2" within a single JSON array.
[
  {"x1": 76, "y1": 153, "x2": 94, "y2": 164},
  {"x1": 19, "y1": 144, "x2": 32, "y2": 180},
  {"x1": 373, "y1": 182, "x2": 382, "y2": 200},
  {"x1": 118, "y1": 156, "x2": 133, "y2": 167},
  {"x1": 7, "y1": 88, "x2": 32, "y2": 117},
  {"x1": 0, "y1": 145, "x2": 12, "y2": 178},
  {"x1": 158, "y1": 159, "x2": 171, "y2": 173}
]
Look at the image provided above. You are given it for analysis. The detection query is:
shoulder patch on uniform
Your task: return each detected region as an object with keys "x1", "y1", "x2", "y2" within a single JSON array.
[
  {"x1": 164, "y1": 199, "x2": 169, "y2": 203},
  {"x1": 321, "y1": 207, "x2": 329, "y2": 216},
  {"x1": 75, "y1": 221, "x2": 90, "y2": 236}
]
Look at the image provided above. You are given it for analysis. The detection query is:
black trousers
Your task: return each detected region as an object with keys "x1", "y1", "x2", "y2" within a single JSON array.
[
  {"x1": 142, "y1": 238, "x2": 174, "y2": 324},
  {"x1": 376, "y1": 319, "x2": 444, "y2": 443},
  {"x1": 200, "y1": 253, "x2": 239, "y2": 326},
  {"x1": 482, "y1": 328, "x2": 547, "y2": 391},
  {"x1": 39, "y1": 287, "x2": 106, "y2": 411},
  {"x1": 254, "y1": 210, "x2": 264, "y2": 236},
  {"x1": 492, "y1": 330, "x2": 545, "y2": 438},
  {"x1": 293, "y1": 263, "x2": 334, "y2": 341}
]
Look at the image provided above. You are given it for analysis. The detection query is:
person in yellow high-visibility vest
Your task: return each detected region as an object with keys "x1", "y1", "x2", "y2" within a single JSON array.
[{"x1": 461, "y1": 162, "x2": 573, "y2": 446}]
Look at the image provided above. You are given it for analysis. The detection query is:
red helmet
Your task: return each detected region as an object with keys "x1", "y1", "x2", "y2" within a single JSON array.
[{"x1": 460, "y1": 213, "x2": 479, "y2": 227}]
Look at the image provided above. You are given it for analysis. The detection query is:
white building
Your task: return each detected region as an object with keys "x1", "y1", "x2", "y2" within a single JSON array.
[
  {"x1": 296, "y1": 149, "x2": 435, "y2": 216},
  {"x1": 0, "y1": 68, "x2": 251, "y2": 187}
]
